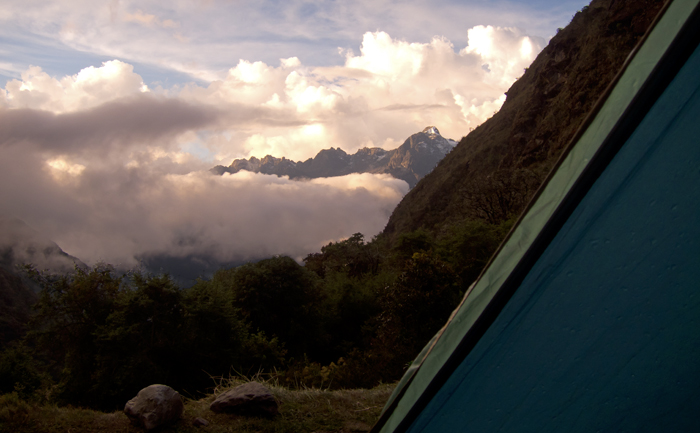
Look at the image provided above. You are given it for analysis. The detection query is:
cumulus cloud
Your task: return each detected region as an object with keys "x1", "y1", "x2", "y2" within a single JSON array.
[
  {"x1": 1, "y1": 60, "x2": 147, "y2": 113},
  {"x1": 0, "y1": 27, "x2": 540, "y2": 269}
]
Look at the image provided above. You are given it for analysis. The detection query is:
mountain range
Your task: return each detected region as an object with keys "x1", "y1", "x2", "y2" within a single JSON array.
[{"x1": 211, "y1": 126, "x2": 457, "y2": 188}]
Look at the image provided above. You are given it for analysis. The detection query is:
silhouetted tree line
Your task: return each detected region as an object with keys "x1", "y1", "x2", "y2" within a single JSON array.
[{"x1": 0, "y1": 216, "x2": 513, "y2": 410}]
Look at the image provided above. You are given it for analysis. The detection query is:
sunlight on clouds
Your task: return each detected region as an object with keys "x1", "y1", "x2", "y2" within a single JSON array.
[
  {"x1": 310, "y1": 173, "x2": 409, "y2": 199},
  {"x1": 230, "y1": 60, "x2": 270, "y2": 84},
  {"x1": 345, "y1": 32, "x2": 425, "y2": 77},
  {"x1": 281, "y1": 57, "x2": 301, "y2": 69},
  {"x1": 285, "y1": 71, "x2": 341, "y2": 113},
  {"x1": 3, "y1": 60, "x2": 147, "y2": 113},
  {"x1": 461, "y1": 25, "x2": 539, "y2": 89},
  {"x1": 47, "y1": 158, "x2": 85, "y2": 176},
  {"x1": 464, "y1": 26, "x2": 494, "y2": 57},
  {"x1": 46, "y1": 158, "x2": 86, "y2": 183},
  {"x1": 521, "y1": 37, "x2": 534, "y2": 57},
  {"x1": 303, "y1": 123, "x2": 324, "y2": 137},
  {"x1": 453, "y1": 93, "x2": 507, "y2": 124},
  {"x1": 239, "y1": 131, "x2": 328, "y2": 161}
]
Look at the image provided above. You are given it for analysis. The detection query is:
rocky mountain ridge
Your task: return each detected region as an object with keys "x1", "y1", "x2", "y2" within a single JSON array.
[{"x1": 211, "y1": 126, "x2": 456, "y2": 188}]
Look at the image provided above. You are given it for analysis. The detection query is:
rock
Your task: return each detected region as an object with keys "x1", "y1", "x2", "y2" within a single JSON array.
[
  {"x1": 209, "y1": 381, "x2": 278, "y2": 417},
  {"x1": 193, "y1": 417, "x2": 209, "y2": 427},
  {"x1": 124, "y1": 384, "x2": 184, "y2": 430}
]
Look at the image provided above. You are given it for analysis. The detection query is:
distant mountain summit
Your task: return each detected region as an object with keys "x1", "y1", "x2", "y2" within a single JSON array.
[{"x1": 211, "y1": 126, "x2": 457, "y2": 188}]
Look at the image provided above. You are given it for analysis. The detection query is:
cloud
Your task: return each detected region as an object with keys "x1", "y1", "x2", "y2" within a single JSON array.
[
  {"x1": 0, "y1": 26, "x2": 540, "y2": 269},
  {"x1": 1, "y1": 60, "x2": 147, "y2": 112},
  {"x1": 124, "y1": 9, "x2": 179, "y2": 29},
  {"x1": 171, "y1": 28, "x2": 541, "y2": 161},
  {"x1": 0, "y1": 0, "x2": 582, "y2": 85},
  {"x1": 0, "y1": 136, "x2": 408, "y2": 266},
  {"x1": 3, "y1": 27, "x2": 540, "y2": 163},
  {"x1": 0, "y1": 95, "x2": 220, "y2": 156}
]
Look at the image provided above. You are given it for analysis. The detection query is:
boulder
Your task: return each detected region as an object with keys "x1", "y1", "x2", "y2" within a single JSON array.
[
  {"x1": 124, "y1": 384, "x2": 184, "y2": 430},
  {"x1": 209, "y1": 381, "x2": 278, "y2": 416}
]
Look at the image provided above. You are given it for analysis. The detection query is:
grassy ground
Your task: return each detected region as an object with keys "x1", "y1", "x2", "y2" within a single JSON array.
[{"x1": 0, "y1": 380, "x2": 395, "y2": 433}]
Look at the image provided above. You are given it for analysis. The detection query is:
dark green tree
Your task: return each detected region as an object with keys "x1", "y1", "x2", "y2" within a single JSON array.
[
  {"x1": 180, "y1": 280, "x2": 286, "y2": 380},
  {"x1": 93, "y1": 273, "x2": 185, "y2": 407},
  {"x1": 304, "y1": 233, "x2": 381, "y2": 279},
  {"x1": 369, "y1": 251, "x2": 461, "y2": 381},
  {"x1": 438, "y1": 219, "x2": 513, "y2": 286},
  {"x1": 461, "y1": 168, "x2": 540, "y2": 224},
  {"x1": 214, "y1": 256, "x2": 324, "y2": 360},
  {"x1": 390, "y1": 228, "x2": 435, "y2": 269},
  {"x1": 28, "y1": 264, "x2": 121, "y2": 406}
]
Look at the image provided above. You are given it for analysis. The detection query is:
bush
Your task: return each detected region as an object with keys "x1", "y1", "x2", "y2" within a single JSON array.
[
  {"x1": 0, "y1": 343, "x2": 43, "y2": 398},
  {"x1": 0, "y1": 391, "x2": 32, "y2": 425}
]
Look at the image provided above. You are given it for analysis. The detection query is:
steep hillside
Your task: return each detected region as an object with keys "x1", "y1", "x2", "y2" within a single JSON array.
[
  {"x1": 382, "y1": 0, "x2": 665, "y2": 242},
  {"x1": 212, "y1": 127, "x2": 456, "y2": 188}
]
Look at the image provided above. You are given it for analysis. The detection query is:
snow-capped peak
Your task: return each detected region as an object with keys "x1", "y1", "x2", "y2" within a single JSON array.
[{"x1": 422, "y1": 126, "x2": 440, "y2": 135}]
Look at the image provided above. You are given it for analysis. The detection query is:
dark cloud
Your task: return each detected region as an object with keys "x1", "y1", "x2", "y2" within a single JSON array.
[{"x1": 0, "y1": 95, "x2": 220, "y2": 154}]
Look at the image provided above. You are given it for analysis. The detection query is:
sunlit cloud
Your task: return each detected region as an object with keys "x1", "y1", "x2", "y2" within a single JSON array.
[
  {"x1": 1, "y1": 60, "x2": 147, "y2": 113},
  {"x1": 46, "y1": 157, "x2": 86, "y2": 178}
]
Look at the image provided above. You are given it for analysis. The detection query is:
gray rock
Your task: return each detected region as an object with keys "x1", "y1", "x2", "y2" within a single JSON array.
[
  {"x1": 209, "y1": 381, "x2": 278, "y2": 417},
  {"x1": 124, "y1": 384, "x2": 184, "y2": 430}
]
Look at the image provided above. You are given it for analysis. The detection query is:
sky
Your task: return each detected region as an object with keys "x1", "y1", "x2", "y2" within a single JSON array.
[{"x1": 0, "y1": 0, "x2": 588, "y2": 270}]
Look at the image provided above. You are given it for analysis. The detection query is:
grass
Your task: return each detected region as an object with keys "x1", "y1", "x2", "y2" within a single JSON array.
[{"x1": 0, "y1": 379, "x2": 395, "y2": 433}]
